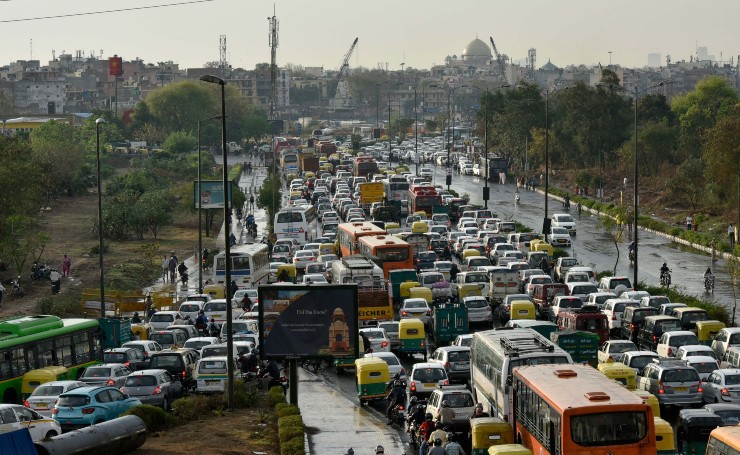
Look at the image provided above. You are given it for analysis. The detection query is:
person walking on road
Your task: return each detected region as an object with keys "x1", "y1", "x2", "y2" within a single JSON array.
[
  {"x1": 729, "y1": 223, "x2": 736, "y2": 249},
  {"x1": 62, "y1": 254, "x2": 72, "y2": 277},
  {"x1": 686, "y1": 214, "x2": 693, "y2": 231},
  {"x1": 161, "y1": 256, "x2": 169, "y2": 282},
  {"x1": 168, "y1": 255, "x2": 177, "y2": 282}
]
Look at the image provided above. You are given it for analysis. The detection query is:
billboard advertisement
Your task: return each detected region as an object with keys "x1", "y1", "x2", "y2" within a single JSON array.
[
  {"x1": 193, "y1": 180, "x2": 233, "y2": 209},
  {"x1": 109, "y1": 56, "x2": 123, "y2": 76},
  {"x1": 258, "y1": 285, "x2": 359, "y2": 359}
]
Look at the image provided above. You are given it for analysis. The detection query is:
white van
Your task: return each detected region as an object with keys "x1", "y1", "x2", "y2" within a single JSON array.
[
  {"x1": 149, "y1": 311, "x2": 181, "y2": 331},
  {"x1": 179, "y1": 301, "x2": 204, "y2": 322},
  {"x1": 194, "y1": 356, "x2": 238, "y2": 393}
]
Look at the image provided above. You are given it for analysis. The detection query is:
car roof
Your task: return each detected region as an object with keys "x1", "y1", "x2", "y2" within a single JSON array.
[
  {"x1": 412, "y1": 362, "x2": 445, "y2": 369},
  {"x1": 34, "y1": 380, "x2": 86, "y2": 388},
  {"x1": 87, "y1": 363, "x2": 127, "y2": 368},
  {"x1": 435, "y1": 346, "x2": 470, "y2": 353},
  {"x1": 60, "y1": 386, "x2": 112, "y2": 395},
  {"x1": 104, "y1": 347, "x2": 136, "y2": 353}
]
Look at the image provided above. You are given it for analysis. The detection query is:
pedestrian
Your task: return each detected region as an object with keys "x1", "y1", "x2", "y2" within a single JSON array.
[
  {"x1": 62, "y1": 254, "x2": 71, "y2": 277},
  {"x1": 161, "y1": 256, "x2": 169, "y2": 282},
  {"x1": 249, "y1": 194, "x2": 255, "y2": 211},
  {"x1": 168, "y1": 255, "x2": 177, "y2": 282},
  {"x1": 145, "y1": 295, "x2": 154, "y2": 320},
  {"x1": 0, "y1": 282, "x2": 4, "y2": 307},
  {"x1": 686, "y1": 214, "x2": 693, "y2": 231},
  {"x1": 50, "y1": 269, "x2": 61, "y2": 294},
  {"x1": 147, "y1": 305, "x2": 158, "y2": 320},
  {"x1": 229, "y1": 280, "x2": 238, "y2": 299},
  {"x1": 730, "y1": 223, "x2": 736, "y2": 249}
]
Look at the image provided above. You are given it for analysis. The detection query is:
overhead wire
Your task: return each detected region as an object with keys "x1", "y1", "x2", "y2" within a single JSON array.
[{"x1": 0, "y1": 0, "x2": 215, "y2": 23}]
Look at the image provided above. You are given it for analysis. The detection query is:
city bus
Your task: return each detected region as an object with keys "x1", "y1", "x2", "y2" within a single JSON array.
[
  {"x1": 274, "y1": 205, "x2": 318, "y2": 245},
  {"x1": 212, "y1": 243, "x2": 270, "y2": 288},
  {"x1": 470, "y1": 328, "x2": 572, "y2": 422},
  {"x1": 357, "y1": 235, "x2": 414, "y2": 279},
  {"x1": 707, "y1": 425, "x2": 740, "y2": 454},
  {"x1": 336, "y1": 221, "x2": 387, "y2": 257},
  {"x1": 383, "y1": 176, "x2": 410, "y2": 202},
  {"x1": 408, "y1": 185, "x2": 442, "y2": 217},
  {"x1": 280, "y1": 150, "x2": 299, "y2": 175},
  {"x1": 0, "y1": 315, "x2": 100, "y2": 404},
  {"x1": 513, "y1": 364, "x2": 656, "y2": 454}
]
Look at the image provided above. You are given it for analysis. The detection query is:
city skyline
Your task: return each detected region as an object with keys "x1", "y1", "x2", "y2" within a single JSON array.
[{"x1": 1, "y1": 0, "x2": 738, "y2": 72}]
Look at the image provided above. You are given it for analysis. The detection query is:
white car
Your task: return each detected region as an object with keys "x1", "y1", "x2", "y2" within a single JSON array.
[
  {"x1": 25, "y1": 380, "x2": 88, "y2": 418},
  {"x1": 597, "y1": 340, "x2": 638, "y2": 364},
  {"x1": 602, "y1": 299, "x2": 640, "y2": 336},
  {"x1": 472, "y1": 164, "x2": 482, "y2": 176},
  {"x1": 461, "y1": 163, "x2": 474, "y2": 175},
  {"x1": 292, "y1": 250, "x2": 316, "y2": 272},
  {"x1": 359, "y1": 328, "x2": 392, "y2": 353},
  {"x1": 400, "y1": 298, "x2": 431, "y2": 324},
  {"x1": 302, "y1": 273, "x2": 328, "y2": 284},
  {"x1": 149, "y1": 311, "x2": 182, "y2": 331},
  {"x1": 364, "y1": 351, "x2": 405, "y2": 379},
  {"x1": 551, "y1": 213, "x2": 576, "y2": 235},
  {"x1": 419, "y1": 167, "x2": 434, "y2": 179},
  {"x1": 549, "y1": 227, "x2": 572, "y2": 247},
  {"x1": 0, "y1": 403, "x2": 62, "y2": 441},
  {"x1": 656, "y1": 330, "x2": 700, "y2": 358}
]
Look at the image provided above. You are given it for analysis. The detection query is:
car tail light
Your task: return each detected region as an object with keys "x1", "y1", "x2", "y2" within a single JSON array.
[
  {"x1": 658, "y1": 381, "x2": 665, "y2": 394},
  {"x1": 82, "y1": 407, "x2": 96, "y2": 415},
  {"x1": 182, "y1": 370, "x2": 187, "y2": 379},
  {"x1": 22, "y1": 400, "x2": 30, "y2": 408},
  {"x1": 398, "y1": 405, "x2": 405, "y2": 411},
  {"x1": 153, "y1": 386, "x2": 162, "y2": 395},
  {"x1": 401, "y1": 368, "x2": 406, "y2": 376},
  {"x1": 106, "y1": 379, "x2": 115, "y2": 386},
  {"x1": 52, "y1": 408, "x2": 59, "y2": 415},
  {"x1": 401, "y1": 311, "x2": 408, "y2": 317},
  {"x1": 721, "y1": 387, "x2": 731, "y2": 397},
  {"x1": 443, "y1": 380, "x2": 449, "y2": 385},
  {"x1": 444, "y1": 362, "x2": 450, "y2": 369},
  {"x1": 410, "y1": 382, "x2": 417, "y2": 392},
  {"x1": 697, "y1": 384, "x2": 704, "y2": 393},
  {"x1": 381, "y1": 341, "x2": 388, "y2": 348}
]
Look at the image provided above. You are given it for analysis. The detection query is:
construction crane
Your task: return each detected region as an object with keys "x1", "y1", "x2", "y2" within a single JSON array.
[
  {"x1": 330, "y1": 37, "x2": 358, "y2": 98},
  {"x1": 489, "y1": 36, "x2": 510, "y2": 85}
]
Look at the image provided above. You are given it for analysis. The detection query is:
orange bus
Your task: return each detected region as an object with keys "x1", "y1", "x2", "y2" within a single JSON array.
[
  {"x1": 337, "y1": 222, "x2": 387, "y2": 257},
  {"x1": 513, "y1": 364, "x2": 656, "y2": 455},
  {"x1": 357, "y1": 235, "x2": 414, "y2": 279}
]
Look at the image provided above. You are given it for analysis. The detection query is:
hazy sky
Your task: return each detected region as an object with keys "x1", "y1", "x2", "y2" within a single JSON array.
[{"x1": 1, "y1": 0, "x2": 738, "y2": 71}]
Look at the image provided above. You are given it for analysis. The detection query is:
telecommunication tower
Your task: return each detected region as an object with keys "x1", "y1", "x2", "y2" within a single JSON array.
[
  {"x1": 268, "y1": 9, "x2": 279, "y2": 119},
  {"x1": 219, "y1": 35, "x2": 228, "y2": 79}
]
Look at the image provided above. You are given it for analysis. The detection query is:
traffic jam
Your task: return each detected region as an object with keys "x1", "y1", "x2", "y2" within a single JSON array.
[{"x1": 272, "y1": 135, "x2": 736, "y2": 455}]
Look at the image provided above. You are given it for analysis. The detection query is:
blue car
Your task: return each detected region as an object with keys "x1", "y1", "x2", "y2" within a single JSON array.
[{"x1": 53, "y1": 386, "x2": 141, "y2": 432}]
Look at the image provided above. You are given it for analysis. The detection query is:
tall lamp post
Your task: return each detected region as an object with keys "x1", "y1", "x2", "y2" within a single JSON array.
[
  {"x1": 197, "y1": 115, "x2": 221, "y2": 294},
  {"x1": 95, "y1": 118, "x2": 106, "y2": 318},
  {"x1": 414, "y1": 87, "x2": 419, "y2": 176},
  {"x1": 429, "y1": 83, "x2": 466, "y2": 191},
  {"x1": 198, "y1": 74, "x2": 234, "y2": 410},
  {"x1": 477, "y1": 84, "x2": 510, "y2": 209},
  {"x1": 599, "y1": 80, "x2": 670, "y2": 287}
]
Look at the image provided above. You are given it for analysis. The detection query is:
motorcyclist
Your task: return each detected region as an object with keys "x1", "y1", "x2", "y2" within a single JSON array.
[
  {"x1": 469, "y1": 403, "x2": 489, "y2": 420},
  {"x1": 386, "y1": 379, "x2": 406, "y2": 424},
  {"x1": 628, "y1": 241, "x2": 636, "y2": 255},
  {"x1": 407, "y1": 401, "x2": 425, "y2": 432},
  {"x1": 443, "y1": 245, "x2": 452, "y2": 260},
  {"x1": 131, "y1": 312, "x2": 142, "y2": 324},
  {"x1": 436, "y1": 400, "x2": 455, "y2": 426},
  {"x1": 417, "y1": 414, "x2": 435, "y2": 455},
  {"x1": 427, "y1": 422, "x2": 449, "y2": 446},
  {"x1": 207, "y1": 318, "x2": 220, "y2": 337},
  {"x1": 178, "y1": 261, "x2": 188, "y2": 278},
  {"x1": 229, "y1": 232, "x2": 237, "y2": 247},
  {"x1": 660, "y1": 262, "x2": 670, "y2": 279},
  {"x1": 241, "y1": 293, "x2": 253, "y2": 312},
  {"x1": 704, "y1": 267, "x2": 715, "y2": 288},
  {"x1": 449, "y1": 263, "x2": 460, "y2": 282}
]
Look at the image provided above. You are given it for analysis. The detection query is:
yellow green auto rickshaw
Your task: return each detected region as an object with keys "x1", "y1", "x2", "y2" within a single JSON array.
[
  {"x1": 131, "y1": 323, "x2": 151, "y2": 340},
  {"x1": 487, "y1": 445, "x2": 533, "y2": 455},
  {"x1": 470, "y1": 417, "x2": 514, "y2": 455},
  {"x1": 408, "y1": 287, "x2": 433, "y2": 305},
  {"x1": 399, "y1": 281, "x2": 421, "y2": 302},
  {"x1": 397, "y1": 318, "x2": 427, "y2": 360},
  {"x1": 597, "y1": 361, "x2": 637, "y2": 390},
  {"x1": 22, "y1": 366, "x2": 69, "y2": 400},
  {"x1": 509, "y1": 300, "x2": 536, "y2": 321},
  {"x1": 457, "y1": 283, "x2": 483, "y2": 301},
  {"x1": 354, "y1": 357, "x2": 390, "y2": 405},
  {"x1": 276, "y1": 264, "x2": 297, "y2": 283},
  {"x1": 697, "y1": 320, "x2": 725, "y2": 346},
  {"x1": 632, "y1": 389, "x2": 661, "y2": 418},
  {"x1": 654, "y1": 417, "x2": 676, "y2": 455}
]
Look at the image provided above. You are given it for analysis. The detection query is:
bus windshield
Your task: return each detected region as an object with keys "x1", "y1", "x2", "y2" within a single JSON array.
[
  {"x1": 570, "y1": 411, "x2": 648, "y2": 446},
  {"x1": 375, "y1": 247, "x2": 410, "y2": 262}
]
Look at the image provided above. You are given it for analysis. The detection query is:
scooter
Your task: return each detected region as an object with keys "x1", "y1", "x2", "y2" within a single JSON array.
[
  {"x1": 515, "y1": 193, "x2": 521, "y2": 205},
  {"x1": 705, "y1": 276, "x2": 715, "y2": 293},
  {"x1": 12, "y1": 276, "x2": 24, "y2": 297},
  {"x1": 180, "y1": 270, "x2": 189, "y2": 286},
  {"x1": 660, "y1": 270, "x2": 672, "y2": 287}
]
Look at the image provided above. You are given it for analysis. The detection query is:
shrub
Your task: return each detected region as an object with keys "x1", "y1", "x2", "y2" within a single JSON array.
[
  {"x1": 122, "y1": 404, "x2": 177, "y2": 432},
  {"x1": 278, "y1": 415, "x2": 304, "y2": 430},
  {"x1": 278, "y1": 424, "x2": 304, "y2": 442},
  {"x1": 171, "y1": 394, "x2": 211, "y2": 421},
  {"x1": 277, "y1": 404, "x2": 300, "y2": 418},
  {"x1": 280, "y1": 436, "x2": 305, "y2": 455},
  {"x1": 268, "y1": 386, "x2": 286, "y2": 406}
]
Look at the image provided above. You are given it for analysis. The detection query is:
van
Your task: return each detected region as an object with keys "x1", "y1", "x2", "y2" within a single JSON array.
[
  {"x1": 557, "y1": 305, "x2": 609, "y2": 345},
  {"x1": 194, "y1": 356, "x2": 238, "y2": 393},
  {"x1": 149, "y1": 329, "x2": 188, "y2": 349},
  {"x1": 621, "y1": 307, "x2": 660, "y2": 344},
  {"x1": 526, "y1": 251, "x2": 549, "y2": 270},
  {"x1": 532, "y1": 283, "x2": 569, "y2": 318},
  {"x1": 638, "y1": 315, "x2": 682, "y2": 351},
  {"x1": 203, "y1": 299, "x2": 231, "y2": 324},
  {"x1": 221, "y1": 319, "x2": 259, "y2": 338},
  {"x1": 671, "y1": 307, "x2": 709, "y2": 332},
  {"x1": 149, "y1": 311, "x2": 182, "y2": 331},
  {"x1": 148, "y1": 348, "x2": 199, "y2": 390},
  {"x1": 598, "y1": 276, "x2": 633, "y2": 294}
]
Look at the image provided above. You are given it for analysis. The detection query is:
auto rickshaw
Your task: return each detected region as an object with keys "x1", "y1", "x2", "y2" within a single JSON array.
[
  {"x1": 354, "y1": 357, "x2": 390, "y2": 405},
  {"x1": 509, "y1": 301, "x2": 536, "y2": 321},
  {"x1": 487, "y1": 445, "x2": 533, "y2": 455},
  {"x1": 413, "y1": 211, "x2": 428, "y2": 220},
  {"x1": 408, "y1": 287, "x2": 433, "y2": 305},
  {"x1": 399, "y1": 281, "x2": 421, "y2": 302},
  {"x1": 318, "y1": 243, "x2": 336, "y2": 256},
  {"x1": 412, "y1": 221, "x2": 429, "y2": 233},
  {"x1": 531, "y1": 240, "x2": 554, "y2": 256},
  {"x1": 654, "y1": 417, "x2": 675, "y2": 454},
  {"x1": 131, "y1": 323, "x2": 151, "y2": 340},
  {"x1": 470, "y1": 417, "x2": 514, "y2": 454},
  {"x1": 397, "y1": 318, "x2": 427, "y2": 360},
  {"x1": 304, "y1": 171, "x2": 316, "y2": 180},
  {"x1": 461, "y1": 249, "x2": 482, "y2": 261},
  {"x1": 22, "y1": 366, "x2": 69, "y2": 399},
  {"x1": 203, "y1": 283, "x2": 226, "y2": 299},
  {"x1": 677, "y1": 409, "x2": 723, "y2": 455},
  {"x1": 696, "y1": 320, "x2": 725, "y2": 346},
  {"x1": 597, "y1": 361, "x2": 637, "y2": 390},
  {"x1": 633, "y1": 389, "x2": 661, "y2": 418},
  {"x1": 276, "y1": 264, "x2": 297, "y2": 283},
  {"x1": 385, "y1": 222, "x2": 400, "y2": 231},
  {"x1": 395, "y1": 165, "x2": 410, "y2": 174},
  {"x1": 457, "y1": 283, "x2": 483, "y2": 301}
]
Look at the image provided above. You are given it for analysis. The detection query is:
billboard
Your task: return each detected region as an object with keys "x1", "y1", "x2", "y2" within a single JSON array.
[
  {"x1": 193, "y1": 180, "x2": 234, "y2": 209},
  {"x1": 109, "y1": 56, "x2": 123, "y2": 76},
  {"x1": 258, "y1": 285, "x2": 359, "y2": 359}
]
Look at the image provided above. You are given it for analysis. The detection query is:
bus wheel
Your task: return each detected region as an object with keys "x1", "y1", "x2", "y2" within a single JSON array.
[{"x1": 3, "y1": 387, "x2": 18, "y2": 404}]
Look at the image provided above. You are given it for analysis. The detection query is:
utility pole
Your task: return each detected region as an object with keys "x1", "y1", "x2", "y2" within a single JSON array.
[{"x1": 268, "y1": 9, "x2": 279, "y2": 120}]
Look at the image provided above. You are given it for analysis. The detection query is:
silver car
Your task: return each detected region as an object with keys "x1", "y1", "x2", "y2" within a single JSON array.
[
  {"x1": 462, "y1": 296, "x2": 492, "y2": 327},
  {"x1": 702, "y1": 369, "x2": 740, "y2": 404},
  {"x1": 25, "y1": 380, "x2": 87, "y2": 418},
  {"x1": 120, "y1": 369, "x2": 184, "y2": 410},
  {"x1": 79, "y1": 364, "x2": 132, "y2": 388}
]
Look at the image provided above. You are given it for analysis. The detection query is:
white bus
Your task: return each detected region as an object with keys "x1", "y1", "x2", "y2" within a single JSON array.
[
  {"x1": 274, "y1": 205, "x2": 318, "y2": 245},
  {"x1": 470, "y1": 327, "x2": 572, "y2": 422},
  {"x1": 212, "y1": 243, "x2": 270, "y2": 288},
  {"x1": 330, "y1": 256, "x2": 384, "y2": 286}
]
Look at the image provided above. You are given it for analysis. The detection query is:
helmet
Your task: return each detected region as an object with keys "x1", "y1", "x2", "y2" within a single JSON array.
[
  {"x1": 393, "y1": 373, "x2": 401, "y2": 380},
  {"x1": 133, "y1": 312, "x2": 139, "y2": 317},
  {"x1": 475, "y1": 402, "x2": 483, "y2": 410},
  {"x1": 410, "y1": 396, "x2": 418, "y2": 405},
  {"x1": 663, "y1": 262, "x2": 667, "y2": 267},
  {"x1": 425, "y1": 413, "x2": 433, "y2": 421},
  {"x1": 417, "y1": 404, "x2": 426, "y2": 412},
  {"x1": 442, "y1": 400, "x2": 450, "y2": 407},
  {"x1": 375, "y1": 445, "x2": 384, "y2": 454}
]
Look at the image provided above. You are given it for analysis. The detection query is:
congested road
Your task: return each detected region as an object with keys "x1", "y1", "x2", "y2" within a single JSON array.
[{"x1": 424, "y1": 163, "x2": 738, "y2": 316}]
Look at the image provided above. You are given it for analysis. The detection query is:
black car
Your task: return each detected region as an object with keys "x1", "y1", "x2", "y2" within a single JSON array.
[
  {"x1": 103, "y1": 348, "x2": 149, "y2": 371},
  {"x1": 430, "y1": 239, "x2": 448, "y2": 256},
  {"x1": 148, "y1": 348, "x2": 200, "y2": 390},
  {"x1": 415, "y1": 251, "x2": 437, "y2": 271}
]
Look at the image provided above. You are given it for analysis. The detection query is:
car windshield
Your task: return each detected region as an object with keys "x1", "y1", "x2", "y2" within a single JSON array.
[
  {"x1": 670, "y1": 335, "x2": 699, "y2": 347},
  {"x1": 413, "y1": 368, "x2": 446, "y2": 382},
  {"x1": 464, "y1": 274, "x2": 487, "y2": 283},
  {"x1": 202, "y1": 347, "x2": 228, "y2": 357},
  {"x1": 572, "y1": 285, "x2": 598, "y2": 294},
  {"x1": 629, "y1": 356, "x2": 656, "y2": 370},
  {"x1": 558, "y1": 215, "x2": 574, "y2": 223},
  {"x1": 562, "y1": 258, "x2": 578, "y2": 267},
  {"x1": 725, "y1": 374, "x2": 740, "y2": 385},
  {"x1": 180, "y1": 303, "x2": 200, "y2": 313},
  {"x1": 379, "y1": 356, "x2": 399, "y2": 366},
  {"x1": 103, "y1": 353, "x2": 128, "y2": 363},
  {"x1": 663, "y1": 369, "x2": 700, "y2": 382},
  {"x1": 83, "y1": 368, "x2": 111, "y2": 378},
  {"x1": 150, "y1": 355, "x2": 183, "y2": 368},
  {"x1": 447, "y1": 393, "x2": 474, "y2": 408},
  {"x1": 611, "y1": 342, "x2": 637, "y2": 353},
  {"x1": 363, "y1": 331, "x2": 384, "y2": 339},
  {"x1": 690, "y1": 362, "x2": 718, "y2": 374},
  {"x1": 124, "y1": 375, "x2": 158, "y2": 387},
  {"x1": 715, "y1": 410, "x2": 740, "y2": 425},
  {"x1": 205, "y1": 302, "x2": 227, "y2": 312},
  {"x1": 150, "y1": 333, "x2": 174, "y2": 345},
  {"x1": 405, "y1": 300, "x2": 427, "y2": 309},
  {"x1": 199, "y1": 360, "x2": 228, "y2": 373},
  {"x1": 31, "y1": 385, "x2": 65, "y2": 396},
  {"x1": 150, "y1": 314, "x2": 174, "y2": 323},
  {"x1": 570, "y1": 411, "x2": 647, "y2": 447},
  {"x1": 465, "y1": 299, "x2": 488, "y2": 309},
  {"x1": 379, "y1": 323, "x2": 399, "y2": 333},
  {"x1": 185, "y1": 340, "x2": 214, "y2": 350},
  {"x1": 57, "y1": 395, "x2": 90, "y2": 407}
]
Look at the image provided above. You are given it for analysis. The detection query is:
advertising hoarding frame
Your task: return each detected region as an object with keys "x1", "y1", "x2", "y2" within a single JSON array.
[{"x1": 193, "y1": 180, "x2": 234, "y2": 209}]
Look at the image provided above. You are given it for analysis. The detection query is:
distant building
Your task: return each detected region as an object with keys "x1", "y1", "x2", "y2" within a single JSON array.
[{"x1": 648, "y1": 53, "x2": 662, "y2": 68}]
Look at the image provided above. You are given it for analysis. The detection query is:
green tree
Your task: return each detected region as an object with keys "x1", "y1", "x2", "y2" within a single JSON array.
[
  {"x1": 242, "y1": 106, "x2": 269, "y2": 143},
  {"x1": 669, "y1": 157, "x2": 705, "y2": 210},
  {"x1": 30, "y1": 120, "x2": 87, "y2": 199},
  {"x1": 256, "y1": 172, "x2": 282, "y2": 235},
  {"x1": 0, "y1": 215, "x2": 50, "y2": 277},
  {"x1": 142, "y1": 81, "x2": 217, "y2": 138},
  {"x1": 136, "y1": 190, "x2": 172, "y2": 240},
  {"x1": 0, "y1": 137, "x2": 44, "y2": 239},
  {"x1": 672, "y1": 76, "x2": 739, "y2": 157},
  {"x1": 702, "y1": 104, "x2": 740, "y2": 203},
  {"x1": 635, "y1": 121, "x2": 679, "y2": 176},
  {"x1": 391, "y1": 118, "x2": 414, "y2": 140},
  {"x1": 162, "y1": 131, "x2": 197, "y2": 155}
]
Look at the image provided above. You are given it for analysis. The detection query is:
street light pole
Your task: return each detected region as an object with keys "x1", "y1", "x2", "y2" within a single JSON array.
[
  {"x1": 544, "y1": 89, "x2": 550, "y2": 240},
  {"x1": 414, "y1": 88, "x2": 419, "y2": 176},
  {"x1": 199, "y1": 74, "x2": 234, "y2": 410},
  {"x1": 197, "y1": 115, "x2": 220, "y2": 294},
  {"x1": 95, "y1": 118, "x2": 106, "y2": 318}
]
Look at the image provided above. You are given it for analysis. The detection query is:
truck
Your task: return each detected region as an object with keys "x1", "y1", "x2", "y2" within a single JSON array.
[
  {"x1": 331, "y1": 256, "x2": 393, "y2": 324},
  {"x1": 358, "y1": 182, "x2": 385, "y2": 211},
  {"x1": 227, "y1": 141, "x2": 242, "y2": 153},
  {"x1": 300, "y1": 155, "x2": 320, "y2": 174}
]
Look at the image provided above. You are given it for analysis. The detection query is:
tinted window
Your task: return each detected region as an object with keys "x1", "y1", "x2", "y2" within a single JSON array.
[
  {"x1": 125, "y1": 375, "x2": 158, "y2": 387},
  {"x1": 31, "y1": 385, "x2": 65, "y2": 396},
  {"x1": 57, "y1": 395, "x2": 90, "y2": 407},
  {"x1": 180, "y1": 303, "x2": 201, "y2": 313},
  {"x1": 447, "y1": 351, "x2": 469, "y2": 362},
  {"x1": 150, "y1": 354, "x2": 184, "y2": 369},
  {"x1": 150, "y1": 314, "x2": 175, "y2": 323},
  {"x1": 82, "y1": 367, "x2": 111, "y2": 378},
  {"x1": 103, "y1": 353, "x2": 127, "y2": 363},
  {"x1": 662, "y1": 369, "x2": 699, "y2": 382}
]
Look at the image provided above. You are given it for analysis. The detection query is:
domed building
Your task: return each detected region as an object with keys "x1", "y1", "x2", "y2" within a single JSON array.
[{"x1": 462, "y1": 38, "x2": 493, "y2": 66}]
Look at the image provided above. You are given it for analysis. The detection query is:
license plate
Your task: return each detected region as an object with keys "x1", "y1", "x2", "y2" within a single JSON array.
[
  {"x1": 455, "y1": 363, "x2": 470, "y2": 370},
  {"x1": 206, "y1": 380, "x2": 220, "y2": 385},
  {"x1": 674, "y1": 387, "x2": 688, "y2": 392},
  {"x1": 34, "y1": 402, "x2": 48, "y2": 408},
  {"x1": 424, "y1": 383, "x2": 436, "y2": 388}
]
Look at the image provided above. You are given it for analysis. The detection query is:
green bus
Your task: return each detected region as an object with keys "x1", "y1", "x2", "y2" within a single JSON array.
[{"x1": 0, "y1": 315, "x2": 101, "y2": 404}]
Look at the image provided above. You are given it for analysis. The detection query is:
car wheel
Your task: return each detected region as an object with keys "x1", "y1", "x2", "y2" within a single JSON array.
[{"x1": 45, "y1": 430, "x2": 58, "y2": 438}]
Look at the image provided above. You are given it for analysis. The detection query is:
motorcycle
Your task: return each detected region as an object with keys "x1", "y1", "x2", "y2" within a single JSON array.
[
  {"x1": 180, "y1": 270, "x2": 189, "y2": 286},
  {"x1": 12, "y1": 276, "x2": 24, "y2": 297},
  {"x1": 389, "y1": 403, "x2": 406, "y2": 426},
  {"x1": 628, "y1": 249, "x2": 635, "y2": 263},
  {"x1": 705, "y1": 276, "x2": 715, "y2": 293},
  {"x1": 31, "y1": 263, "x2": 53, "y2": 281},
  {"x1": 515, "y1": 193, "x2": 521, "y2": 205},
  {"x1": 248, "y1": 223, "x2": 258, "y2": 238},
  {"x1": 660, "y1": 270, "x2": 672, "y2": 287}
]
